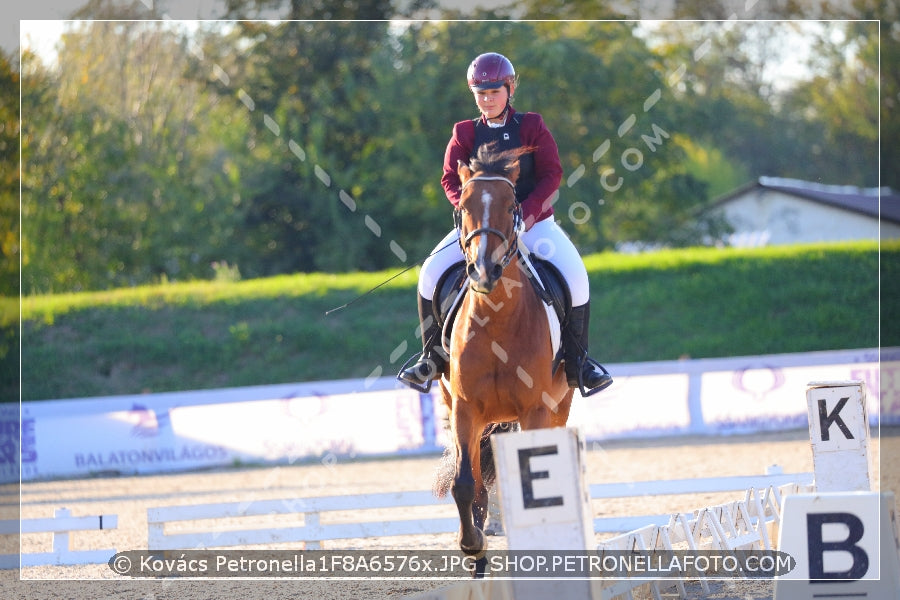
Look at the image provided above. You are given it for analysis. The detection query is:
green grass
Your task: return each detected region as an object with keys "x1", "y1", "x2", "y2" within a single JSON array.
[{"x1": 8, "y1": 240, "x2": 896, "y2": 401}]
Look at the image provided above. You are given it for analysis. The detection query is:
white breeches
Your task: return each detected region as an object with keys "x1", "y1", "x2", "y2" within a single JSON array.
[{"x1": 417, "y1": 218, "x2": 590, "y2": 306}]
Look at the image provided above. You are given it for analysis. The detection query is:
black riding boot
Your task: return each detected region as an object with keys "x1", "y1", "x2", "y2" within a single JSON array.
[
  {"x1": 564, "y1": 301, "x2": 613, "y2": 396},
  {"x1": 397, "y1": 295, "x2": 447, "y2": 391}
]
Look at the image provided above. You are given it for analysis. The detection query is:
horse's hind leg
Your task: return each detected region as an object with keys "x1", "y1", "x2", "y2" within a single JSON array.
[{"x1": 472, "y1": 471, "x2": 488, "y2": 532}]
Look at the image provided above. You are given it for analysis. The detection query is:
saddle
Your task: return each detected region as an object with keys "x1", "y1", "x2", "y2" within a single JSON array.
[{"x1": 433, "y1": 253, "x2": 572, "y2": 369}]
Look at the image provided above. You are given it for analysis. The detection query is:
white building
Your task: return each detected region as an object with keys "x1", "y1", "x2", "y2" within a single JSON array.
[{"x1": 707, "y1": 177, "x2": 900, "y2": 246}]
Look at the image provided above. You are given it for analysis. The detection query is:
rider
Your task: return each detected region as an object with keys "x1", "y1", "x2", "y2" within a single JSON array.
[{"x1": 398, "y1": 52, "x2": 612, "y2": 395}]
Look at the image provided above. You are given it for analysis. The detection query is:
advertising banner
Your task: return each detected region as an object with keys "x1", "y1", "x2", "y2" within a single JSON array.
[
  {"x1": 700, "y1": 360, "x2": 889, "y2": 433},
  {"x1": 19, "y1": 388, "x2": 426, "y2": 481},
  {"x1": 0, "y1": 403, "x2": 20, "y2": 482},
  {"x1": 13, "y1": 348, "x2": 896, "y2": 481}
]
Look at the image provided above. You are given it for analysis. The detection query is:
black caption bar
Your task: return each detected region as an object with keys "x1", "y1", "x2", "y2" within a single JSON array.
[{"x1": 109, "y1": 549, "x2": 796, "y2": 579}]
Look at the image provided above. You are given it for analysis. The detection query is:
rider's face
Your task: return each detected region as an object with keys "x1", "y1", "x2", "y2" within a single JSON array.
[{"x1": 472, "y1": 86, "x2": 509, "y2": 120}]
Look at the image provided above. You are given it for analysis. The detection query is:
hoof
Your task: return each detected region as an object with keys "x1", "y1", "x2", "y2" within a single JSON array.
[{"x1": 459, "y1": 527, "x2": 487, "y2": 556}]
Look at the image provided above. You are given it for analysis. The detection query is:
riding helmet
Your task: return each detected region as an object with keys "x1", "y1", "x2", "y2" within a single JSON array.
[{"x1": 467, "y1": 52, "x2": 517, "y2": 94}]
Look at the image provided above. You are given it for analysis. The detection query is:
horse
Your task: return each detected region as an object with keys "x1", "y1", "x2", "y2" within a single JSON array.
[{"x1": 434, "y1": 143, "x2": 575, "y2": 577}]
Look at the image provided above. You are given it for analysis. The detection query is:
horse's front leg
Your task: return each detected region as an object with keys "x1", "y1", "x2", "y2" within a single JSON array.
[
  {"x1": 451, "y1": 442, "x2": 487, "y2": 557},
  {"x1": 450, "y1": 414, "x2": 486, "y2": 559}
]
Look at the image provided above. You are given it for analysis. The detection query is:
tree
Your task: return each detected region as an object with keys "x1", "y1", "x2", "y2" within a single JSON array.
[
  {"x1": 199, "y1": 7, "x2": 398, "y2": 274},
  {"x1": 0, "y1": 49, "x2": 18, "y2": 297},
  {"x1": 648, "y1": 20, "x2": 879, "y2": 193},
  {"x1": 844, "y1": 0, "x2": 897, "y2": 188},
  {"x1": 663, "y1": 0, "x2": 892, "y2": 189},
  {"x1": 20, "y1": 2, "x2": 890, "y2": 293},
  {"x1": 22, "y1": 21, "x2": 251, "y2": 292},
  {"x1": 0, "y1": 49, "x2": 19, "y2": 402}
]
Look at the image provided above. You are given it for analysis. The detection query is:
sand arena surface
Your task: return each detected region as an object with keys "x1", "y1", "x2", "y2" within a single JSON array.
[{"x1": 1, "y1": 428, "x2": 896, "y2": 600}]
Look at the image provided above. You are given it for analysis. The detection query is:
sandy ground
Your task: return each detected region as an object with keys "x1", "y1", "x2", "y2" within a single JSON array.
[{"x1": 0, "y1": 427, "x2": 896, "y2": 600}]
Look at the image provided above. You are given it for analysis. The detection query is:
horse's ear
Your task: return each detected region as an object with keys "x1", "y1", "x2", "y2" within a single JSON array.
[{"x1": 458, "y1": 159, "x2": 473, "y2": 186}]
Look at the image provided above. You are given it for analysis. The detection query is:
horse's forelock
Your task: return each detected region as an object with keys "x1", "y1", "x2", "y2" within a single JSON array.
[{"x1": 468, "y1": 142, "x2": 533, "y2": 178}]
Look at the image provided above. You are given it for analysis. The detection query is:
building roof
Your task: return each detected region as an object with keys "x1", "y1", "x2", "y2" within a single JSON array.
[{"x1": 712, "y1": 177, "x2": 900, "y2": 224}]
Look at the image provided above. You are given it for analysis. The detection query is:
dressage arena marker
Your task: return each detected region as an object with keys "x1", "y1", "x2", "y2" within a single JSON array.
[
  {"x1": 774, "y1": 491, "x2": 900, "y2": 600},
  {"x1": 773, "y1": 380, "x2": 900, "y2": 600},
  {"x1": 805, "y1": 380, "x2": 872, "y2": 492},
  {"x1": 491, "y1": 427, "x2": 594, "y2": 550},
  {"x1": 491, "y1": 427, "x2": 598, "y2": 600},
  {"x1": 0, "y1": 507, "x2": 118, "y2": 569}
]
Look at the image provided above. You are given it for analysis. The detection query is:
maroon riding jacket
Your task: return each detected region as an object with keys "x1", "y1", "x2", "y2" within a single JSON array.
[{"x1": 441, "y1": 108, "x2": 563, "y2": 230}]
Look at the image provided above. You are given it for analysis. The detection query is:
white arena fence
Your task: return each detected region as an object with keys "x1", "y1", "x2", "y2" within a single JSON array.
[
  {"x1": 4, "y1": 470, "x2": 814, "y2": 569},
  {"x1": 148, "y1": 490, "x2": 457, "y2": 551},
  {"x1": 0, "y1": 508, "x2": 118, "y2": 569},
  {"x1": 144, "y1": 471, "x2": 813, "y2": 551},
  {"x1": 595, "y1": 482, "x2": 814, "y2": 599}
]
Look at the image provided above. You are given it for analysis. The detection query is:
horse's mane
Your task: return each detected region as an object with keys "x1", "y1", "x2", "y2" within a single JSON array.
[{"x1": 467, "y1": 141, "x2": 535, "y2": 177}]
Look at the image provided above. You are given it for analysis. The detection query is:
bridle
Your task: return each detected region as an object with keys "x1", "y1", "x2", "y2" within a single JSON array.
[{"x1": 455, "y1": 174, "x2": 522, "y2": 272}]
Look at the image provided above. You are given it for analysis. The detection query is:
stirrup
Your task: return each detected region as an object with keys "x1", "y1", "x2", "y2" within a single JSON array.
[
  {"x1": 397, "y1": 353, "x2": 437, "y2": 393},
  {"x1": 577, "y1": 358, "x2": 613, "y2": 397}
]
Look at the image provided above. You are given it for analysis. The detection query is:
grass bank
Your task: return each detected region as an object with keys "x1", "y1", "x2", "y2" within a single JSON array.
[{"x1": 12, "y1": 240, "x2": 895, "y2": 401}]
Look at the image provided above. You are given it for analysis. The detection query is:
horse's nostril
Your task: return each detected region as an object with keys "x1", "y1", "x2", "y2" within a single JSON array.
[{"x1": 491, "y1": 264, "x2": 503, "y2": 281}]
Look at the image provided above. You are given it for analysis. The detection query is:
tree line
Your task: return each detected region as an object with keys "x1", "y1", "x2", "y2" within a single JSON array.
[{"x1": 6, "y1": 0, "x2": 888, "y2": 295}]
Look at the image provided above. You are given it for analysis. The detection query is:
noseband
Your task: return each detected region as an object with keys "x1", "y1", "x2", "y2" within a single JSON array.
[{"x1": 455, "y1": 175, "x2": 521, "y2": 271}]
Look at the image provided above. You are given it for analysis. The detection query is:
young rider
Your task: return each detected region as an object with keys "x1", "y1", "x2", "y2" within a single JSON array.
[{"x1": 398, "y1": 52, "x2": 612, "y2": 395}]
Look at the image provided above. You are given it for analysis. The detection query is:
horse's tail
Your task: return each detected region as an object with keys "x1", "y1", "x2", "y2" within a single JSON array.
[
  {"x1": 432, "y1": 421, "x2": 519, "y2": 498},
  {"x1": 433, "y1": 445, "x2": 456, "y2": 498}
]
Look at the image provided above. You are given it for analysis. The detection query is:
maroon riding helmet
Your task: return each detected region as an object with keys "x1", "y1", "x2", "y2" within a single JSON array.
[{"x1": 466, "y1": 52, "x2": 517, "y2": 95}]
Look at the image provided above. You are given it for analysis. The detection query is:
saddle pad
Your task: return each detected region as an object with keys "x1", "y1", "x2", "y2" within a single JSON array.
[
  {"x1": 518, "y1": 251, "x2": 562, "y2": 358},
  {"x1": 434, "y1": 257, "x2": 561, "y2": 358}
]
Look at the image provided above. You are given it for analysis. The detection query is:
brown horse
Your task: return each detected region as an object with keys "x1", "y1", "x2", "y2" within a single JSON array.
[{"x1": 437, "y1": 144, "x2": 574, "y2": 575}]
